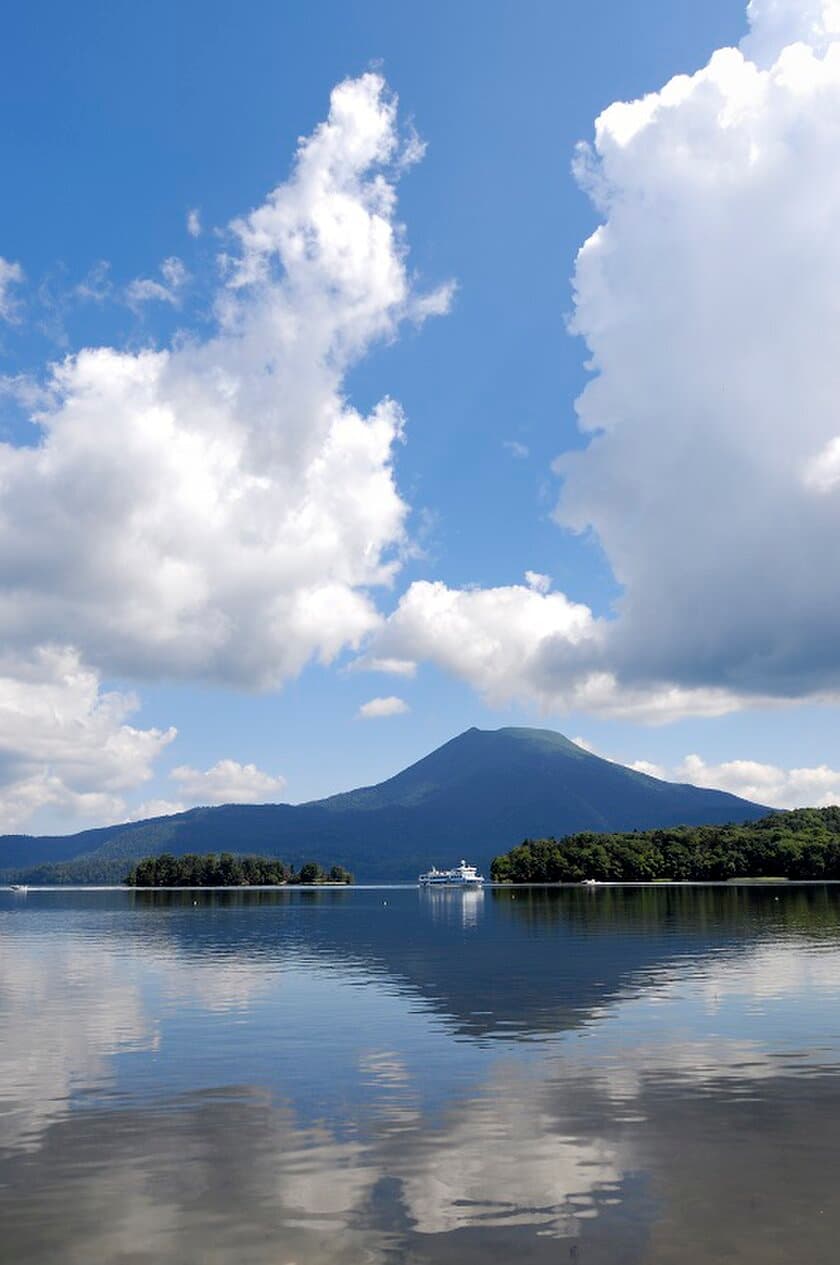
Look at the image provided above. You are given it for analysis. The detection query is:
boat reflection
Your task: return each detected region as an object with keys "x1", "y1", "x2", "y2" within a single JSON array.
[{"x1": 419, "y1": 884, "x2": 485, "y2": 928}]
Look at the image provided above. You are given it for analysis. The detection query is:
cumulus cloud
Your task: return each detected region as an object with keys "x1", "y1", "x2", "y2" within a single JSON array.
[
  {"x1": 672, "y1": 753, "x2": 840, "y2": 809},
  {"x1": 378, "y1": 2, "x2": 840, "y2": 720},
  {"x1": 169, "y1": 759, "x2": 286, "y2": 805},
  {"x1": 0, "y1": 74, "x2": 448, "y2": 692},
  {"x1": 186, "y1": 208, "x2": 202, "y2": 238},
  {"x1": 0, "y1": 257, "x2": 24, "y2": 322},
  {"x1": 378, "y1": 578, "x2": 597, "y2": 708},
  {"x1": 741, "y1": 0, "x2": 840, "y2": 64},
  {"x1": 575, "y1": 735, "x2": 840, "y2": 808},
  {"x1": 378, "y1": 578, "x2": 751, "y2": 719},
  {"x1": 0, "y1": 647, "x2": 176, "y2": 832},
  {"x1": 357, "y1": 695, "x2": 409, "y2": 718},
  {"x1": 557, "y1": 2, "x2": 840, "y2": 704}
]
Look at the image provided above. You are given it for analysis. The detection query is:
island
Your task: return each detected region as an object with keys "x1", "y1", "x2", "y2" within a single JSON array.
[
  {"x1": 125, "y1": 853, "x2": 353, "y2": 887},
  {"x1": 490, "y1": 807, "x2": 840, "y2": 883}
]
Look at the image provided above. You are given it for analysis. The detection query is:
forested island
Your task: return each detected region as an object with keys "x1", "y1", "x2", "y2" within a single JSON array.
[
  {"x1": 490, "y1": 807, "x2": 840, "y2": 883},
  {"x1": 125, "y1": 853, "x2": 353, "y2": 887}
]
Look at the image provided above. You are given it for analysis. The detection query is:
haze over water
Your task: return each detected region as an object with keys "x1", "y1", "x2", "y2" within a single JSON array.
[{"x1": 3, "y1": 885, "x2": 840, "y2": 1263}]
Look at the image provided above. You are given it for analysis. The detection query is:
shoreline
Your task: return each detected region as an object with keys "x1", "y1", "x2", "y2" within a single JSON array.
[{"x1": 6, "y1": 878, "x2": 840, "y2": 893}]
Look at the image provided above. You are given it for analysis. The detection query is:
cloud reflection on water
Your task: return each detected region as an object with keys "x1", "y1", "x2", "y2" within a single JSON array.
[{"x1": 3, "y1": 887, "x2": 840, "y2": 1262}]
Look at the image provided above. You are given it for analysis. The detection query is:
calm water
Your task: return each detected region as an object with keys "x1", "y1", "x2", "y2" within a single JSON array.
[{"x1": 2, "y1": 885, "x2": 840, "y2": 1263}]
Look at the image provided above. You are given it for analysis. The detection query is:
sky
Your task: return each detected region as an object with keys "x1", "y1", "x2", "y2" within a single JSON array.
[{"x1": 3, "y1": 0, "x2": 840, "y2": 833}]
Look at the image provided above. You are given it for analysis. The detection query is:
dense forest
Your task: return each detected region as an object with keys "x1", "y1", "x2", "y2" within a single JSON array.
[
  {"x1": 490, "y1": 807, "x2": 840, "y2": 883},
  {"x1": 2, "y1": 856, "x2": 132, "y2": 886},
  {"x1": 0, "y1": 727, "x2": 768, "y2": 885},
  {"x1": 125, "y1": 853, "x2": 353, "y2": 887}
]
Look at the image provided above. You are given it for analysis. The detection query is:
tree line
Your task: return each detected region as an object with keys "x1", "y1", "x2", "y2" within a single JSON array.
[
  {"x1": 125, "y1": 853, "x2": 353, "y2": 887},
  {"x1": 490, "y1": 807, "x2": 840, "y2": 883}
]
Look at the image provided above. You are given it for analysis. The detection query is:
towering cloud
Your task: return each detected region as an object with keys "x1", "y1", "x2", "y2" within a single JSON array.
[
  {"x1": 383, "y1": 0, "x2": 840, "y2": 718},
  {"x1": 0, "y1": 75, "x2": 449, "y2": 829},
  {"x1": 558, "y1": 0, "x2": 840, "y2": 703},
  {"x1": 0, "y1": 75, "x2": 448, "y2": 690}
]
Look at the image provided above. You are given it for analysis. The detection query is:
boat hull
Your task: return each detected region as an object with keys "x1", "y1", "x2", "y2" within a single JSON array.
[{"x1": 418, "y1": 861, "x2": 485, "y2": 887}]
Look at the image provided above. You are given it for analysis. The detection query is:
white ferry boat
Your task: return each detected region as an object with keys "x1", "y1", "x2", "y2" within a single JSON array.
[
  {"x1": 418, "y1": 861, "x2": 485, "y2": 887},
  {"x1": 9, "y1": 884, "x2": 28, "y2": 893}
]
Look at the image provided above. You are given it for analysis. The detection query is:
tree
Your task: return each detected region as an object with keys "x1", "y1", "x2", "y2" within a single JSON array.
[{"x1": 298, "y1": 861, "x2": 324, "y2": 885}]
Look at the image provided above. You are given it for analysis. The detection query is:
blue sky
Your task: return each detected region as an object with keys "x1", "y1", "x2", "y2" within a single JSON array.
[{"x1": 3, "y1": 0, "x2": 840, "y2": 831}]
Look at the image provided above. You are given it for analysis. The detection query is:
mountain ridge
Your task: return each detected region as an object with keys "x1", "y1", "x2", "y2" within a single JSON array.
[{"x1": 0, "y1": 726, "x2": 770, "y2": 882}]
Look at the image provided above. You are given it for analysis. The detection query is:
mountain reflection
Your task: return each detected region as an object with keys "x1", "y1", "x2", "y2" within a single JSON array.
[
  {"x1": 115, "y1": 883, "x2": 840, "y2": 1041},
  {"x1": 3, "y1": 886, "x2": 840, "y2": 1263}
]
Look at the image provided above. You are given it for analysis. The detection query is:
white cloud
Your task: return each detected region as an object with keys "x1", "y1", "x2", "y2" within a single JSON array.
[
  {"x1": 360, "y1": 656, "x2": 417, "y2": 677},
  {"x1": 0, "y1": 646, "x2": 176, "y2": 833},
  {"x1": 408, "y1": 277, "x2": 456, "y2": 321},
  {"x1": 160, "y1": 255, "x2": 188, "y2": 289},
  {"x1": 378, "y1": 579, "x2": 596, "y2": 708},
  {"x1": 169, "y1": 759, "x2": 286, "y2": 805},
  {"x1": 127, "y1": 798, "x2": 185, "y2": 821},
  {"x1": 524, "y1": 569, "x2": 551, "y2": 593},
  {"x1": 0, "y1": 257, "x2": 24, "y2": 322},
  {"x1": 124, "y1": 277, "x2": 178, "y2": 309},
  {"x1": 555, "y1": 7, "x2": 840, "y2": 706},
  {"x1": 186, "y1": 208, "x2": 202, "y2": 238},
  {"x1": 125, "y1": 256, "x2": 188, "y2": 310},
  {"x1": 672, "y1": 753, "x2": 840, "y2": 808},
  {"x1": 742, "y1": 0, "x2": 840, "y2": 65},
  {"x1": 378, "y1": 579, "x2": 752, "y2": 720},
  {"x1": 0, "y1": 75, "x2": 448, "y2": 692},
  {"x1": 75, "y1": 260, "x2": 112, "y2": 304},
  {"x1": 357, "y1": 695, "x2": 409, "y2": 718},
  {"x1": 573, "y1": 735, "x2": 840, "y2": 808},
  {"x1": 377, "y1": 5, "x2": 840, "y2": 721},
  {"x1": 503, "y1": 439, "x2": 529, "y2": 459}
]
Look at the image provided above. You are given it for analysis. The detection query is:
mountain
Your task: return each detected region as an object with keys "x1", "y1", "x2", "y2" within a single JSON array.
[{"x1": 0, "y1": 727, "x2": 770, "y2": 883}]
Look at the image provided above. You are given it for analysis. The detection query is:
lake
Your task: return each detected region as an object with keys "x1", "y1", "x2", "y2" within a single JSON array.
[{"x1": 2, "y1": 884, "x2": 840, "y2": 1263}]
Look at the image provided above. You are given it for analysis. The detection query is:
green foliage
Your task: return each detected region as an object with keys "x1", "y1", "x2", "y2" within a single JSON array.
[
  {"x1": 124, "y1": 852, "x2": 354, "y2": 887},
  {"x1": 490, "y1": 807, "x2": 840, "y2": 883},
  {"x1": 0, "y1": 726, "x2": 771, "y2": 884},
  {"x1": 0, "y1": 856, "x2": 131, "y2": 885}
]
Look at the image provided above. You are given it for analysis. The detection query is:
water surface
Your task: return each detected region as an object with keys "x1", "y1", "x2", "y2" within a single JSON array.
[{"x1": 2, "y1": 884, "x2": 840, "y2": 1263}]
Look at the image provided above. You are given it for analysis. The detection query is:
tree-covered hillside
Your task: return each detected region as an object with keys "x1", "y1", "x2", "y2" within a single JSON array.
[
  {"x1": 0, "y1": 727, "x2": 769, "y2": 883},
  {"x1": 490, "y1": 807, "x2": 840, "y2": 883}
]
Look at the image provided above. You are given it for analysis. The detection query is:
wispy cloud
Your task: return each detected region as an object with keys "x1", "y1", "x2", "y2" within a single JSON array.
[
  {"x1": 0, "y1": 257, "x2": 24, "y2": 323},
  {"x1": 503, "y1": 439, "x2": 529, "y2": 459}
]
